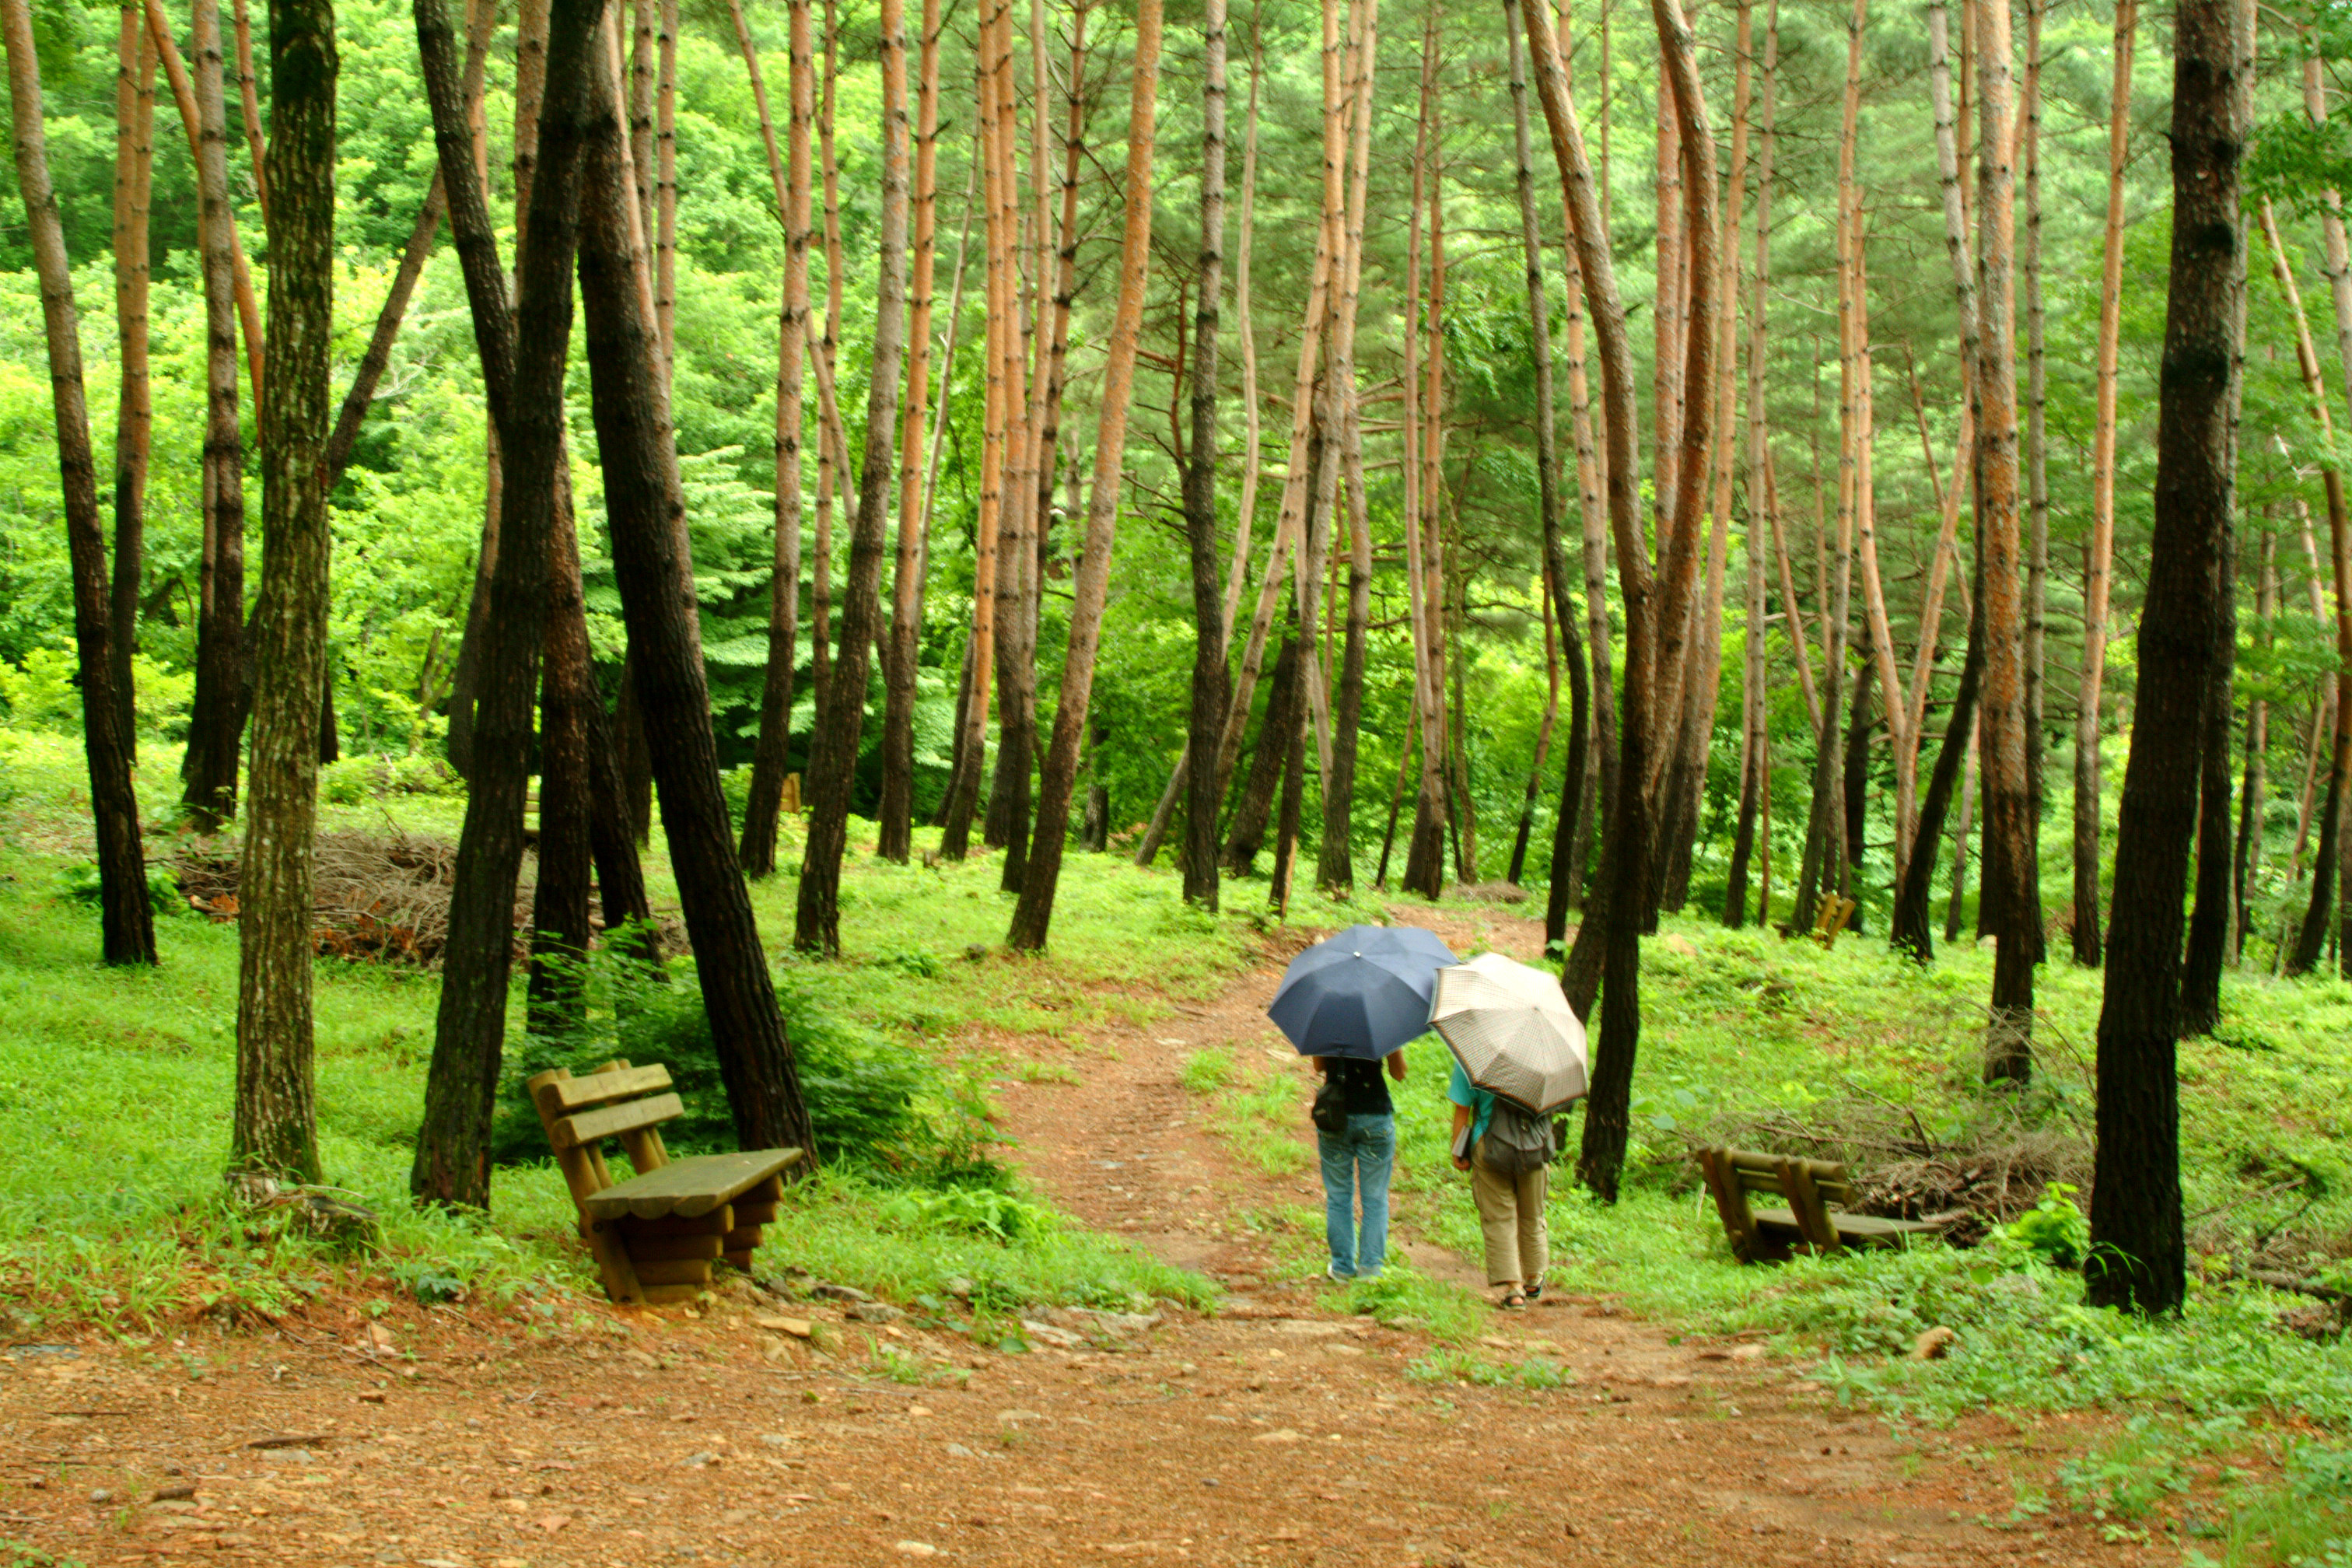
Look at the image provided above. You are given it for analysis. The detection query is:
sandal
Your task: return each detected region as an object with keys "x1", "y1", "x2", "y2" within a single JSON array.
[{"x1": 1498, "y1": 1291, "x2": 1528, "y2": 1311}]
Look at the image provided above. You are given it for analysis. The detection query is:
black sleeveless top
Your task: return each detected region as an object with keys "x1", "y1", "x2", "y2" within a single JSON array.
[{"x1": 1322, "y1": 1055, "x2": 1394, "y2": 1117}]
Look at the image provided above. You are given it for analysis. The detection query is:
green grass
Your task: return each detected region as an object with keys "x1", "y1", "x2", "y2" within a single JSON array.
[
  {"x1": 0, "y1": 734, "x2": 1273, "y2": 1332},
  {"x1": 8, "y1": 729, "x2": 2352, "y2": 1543}
]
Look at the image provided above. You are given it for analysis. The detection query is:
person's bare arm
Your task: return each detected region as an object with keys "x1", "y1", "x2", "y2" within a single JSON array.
[
  {"x1": 1384, "y1": 1048, "x2": 1407, "y2": 1082},
  {"x1": 1451, "y1": 1102, "x2": 1474, "y2": 1171}
]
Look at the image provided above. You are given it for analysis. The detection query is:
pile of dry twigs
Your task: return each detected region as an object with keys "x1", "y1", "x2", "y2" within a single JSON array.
[{"x1": 171, "y1": 826, "x2": 533, "y2": 967}]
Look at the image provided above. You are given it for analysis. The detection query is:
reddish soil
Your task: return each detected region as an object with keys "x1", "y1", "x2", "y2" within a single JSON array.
[{"x1": 1, "y1": 900, "x2": 2179, "y2": 1567}]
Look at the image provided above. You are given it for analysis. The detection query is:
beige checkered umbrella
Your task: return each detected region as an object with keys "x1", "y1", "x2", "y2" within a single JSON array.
[{"x1": 1427, "y1": 952, "x2": 1590, "y2": 1115}]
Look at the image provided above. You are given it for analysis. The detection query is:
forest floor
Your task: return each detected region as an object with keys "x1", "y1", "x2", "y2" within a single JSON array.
[{"x1": 0, "y1": 895, "x2": 2233, "y2": 1568}]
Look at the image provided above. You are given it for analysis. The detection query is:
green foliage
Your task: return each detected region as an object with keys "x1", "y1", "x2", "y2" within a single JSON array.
[
  {"x1": 2004, "y1": 1182, "x2": 2092, "y2": 1269},
  {"x1": 877, "y1": 1185, "x2": 1054, "y2": 1243},
  {"x1": 56, "y1": 858, "x2": 180, "y2": 916},
  {"x1": 492, "y1": 943, "x2": 989, "y2": 1181}
]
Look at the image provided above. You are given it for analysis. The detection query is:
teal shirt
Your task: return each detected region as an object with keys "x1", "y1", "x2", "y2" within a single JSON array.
[{"x1": 1446, "y1": 1060, "x2": 1495, "y2": 1148}]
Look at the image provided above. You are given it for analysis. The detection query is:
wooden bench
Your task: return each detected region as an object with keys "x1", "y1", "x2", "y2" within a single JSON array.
[
  {"x1": 1696, "y1": 1147, "x2": 1937, "y2": 1263},
  {"x1": 527, "y1": 1060, "x2": 805, "y2": 1304},
  {"x1": 1809, "y1": 894, "x2": 1858, "y2": 948}
]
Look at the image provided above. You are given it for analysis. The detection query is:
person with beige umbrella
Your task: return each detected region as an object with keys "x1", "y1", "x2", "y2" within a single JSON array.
[{"x1": 1431, "y1": 953, "x2": 1591, "y2": 1310}]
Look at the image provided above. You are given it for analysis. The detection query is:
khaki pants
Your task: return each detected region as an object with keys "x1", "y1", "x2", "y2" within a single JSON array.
[{"x1": 1470, "y1": 1151, "x2": 1549, "y2": 1288}]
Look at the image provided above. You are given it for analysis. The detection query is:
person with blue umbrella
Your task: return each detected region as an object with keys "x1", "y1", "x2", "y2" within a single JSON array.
[{"x1": 1267, "y1": 925, "x2": 1459, "y2": 1283}]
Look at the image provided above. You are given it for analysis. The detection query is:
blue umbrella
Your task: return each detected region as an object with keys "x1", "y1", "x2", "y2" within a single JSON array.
[{"x1": 1267, "y1": 924, "x2": 1461, "y2": 1060}]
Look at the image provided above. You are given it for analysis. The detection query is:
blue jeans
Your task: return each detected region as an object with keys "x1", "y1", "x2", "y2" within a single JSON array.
[{"x1": 1318, "y1": 1113, "x2": 1396, "y2": 1279}]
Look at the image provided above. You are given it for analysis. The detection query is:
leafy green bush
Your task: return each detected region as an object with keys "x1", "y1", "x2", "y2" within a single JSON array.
[
  {"x1": 878, "y1": 1186, "x2": 1053, "y2": 1242},
  {"x1": 319, "y1": 754, "x2": 465, "y2": 805},
  {"x1": 2004, "y1": 1181, "x2": 2091, "y2": 1268},
  {"x1": 58, "y1": 860, "x2": 182, "y2": 916},
  {"x1": 492, "y1": 943, "x2": 996, "y2": 1184}
]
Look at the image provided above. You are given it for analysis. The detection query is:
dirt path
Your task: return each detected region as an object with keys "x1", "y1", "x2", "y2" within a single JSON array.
[{"x1": 2, "y1": 902, "x2": 2147, "y2": 1568}]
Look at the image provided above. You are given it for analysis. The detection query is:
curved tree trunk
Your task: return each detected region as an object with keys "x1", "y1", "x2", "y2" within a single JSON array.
[
  {"x1": 1006, "y1": 0, "x2": 1164, "y2": 950},
  {"x1": 734, "y1": 0, "x2": 814, "y2": 877},
  {"x1": 796, "y1": 0, "x2": 912, "y2": 954},
  {"x1": 175, "y1": 0, "x2": 249, "y2": 834},
  {"x1": 3, "y1": 0, "x2": 156, "y2": 968},
  {"x1": 408, "y1": 0, "x2": 594, "y2": 1208},
  {"x1": 578, "y1": 37, "x2": 816, "y2": 1157}
]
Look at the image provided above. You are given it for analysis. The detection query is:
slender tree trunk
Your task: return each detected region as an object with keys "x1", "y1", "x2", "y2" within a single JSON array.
[
  {"x1": 1400, "y1": 6, "x2": 1449, "y2": 898},
  {"x1": 1503, "y1": 0, "x2": 1585, "y2": 907},
  {"x1": 2180, "y1": 525, "x2": 2238, "y2": 1033},
  {"x1": 4, "y1": 0, "x2": 156, "y2": 968},
  {"x1": 1525, "y1": 0, "x2": 1712, "y2": 1201},
  {"x1": 1143, "y1": 15, "x2": 1261, "y2": 875},
  {"x1": 1945, "y1": 714, "x2": 1977, "y2": 942},
  {"x1": 2022, "y1": 0, "x2": 2049, "y2": 887},
  {"x1": 2089, "y1": 0, "x2": 2244, "y2": 1316},
  {"x1": 1972, "y1": 0, "x2": 2037, "y2": 1076},
  {"x1": 796, "y1": 0, "x2": 912, "y2": 952},
  {"x1": 439, "y1": 0, "x2": 503, "y2": 780},
  {"x1": 408, "y1": 0, "x2": 595, "y2": 1207},
  {"x1": 877, "y1": 0, "x2": 944, "y2": 863},
  {"x1": 110, "y1": 5, "x2": 156, "y2": 761},
  {"x1": 228, "y1": 0, "x2": 337, "y2": 1183},
  {"x1": 576, "y1": 37, "x2": 815, "y2": 1156},
  {"x1": 808, "y1": 0, "x2": 844, "y2": 718},
  {"x1": 229, "y1": 0, "x2": 265, "y2": 219},
  {"x1": 2074, "y1": 0, "x2": 2136, "y2": 966},
  {"x1": 1181, "y1": 0, "x2": 1230, "y2": 908},
  {"x1": 1224, "y1": 635, "x2": 1299, "y2": 873},
  {"x1": 177, "y1": 0, "x2": 249, "y2": 834},
  {"x1": 940, "y1": 52, "x2": 1007, "y2": 863},
  {"x1": 1006, "y1": 0, "x2": 1163, "y2": 948},
  {"x1": 1315, "y1": 0, "x2": 1379, "y2": 897},
  {"x1": 2232, "y1": 530, "x2": 2273, "y2": 962},
  {"x1": 1727, "y1": 0, "x2": 1776, "y2": 929},
  {"x1": 735, "y1": 0, "x2": 813, "y2": 877}
]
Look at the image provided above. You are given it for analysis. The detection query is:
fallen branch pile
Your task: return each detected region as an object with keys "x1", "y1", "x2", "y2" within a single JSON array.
[{"x1": 172, "y1": 828, "x2": 534, "y2": 967}]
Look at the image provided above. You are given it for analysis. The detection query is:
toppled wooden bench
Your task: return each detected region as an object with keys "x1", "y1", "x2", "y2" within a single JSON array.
[
  {"x1": 527, "y1": 1060, "x2": 804, "y2": 1304},
  {"x1": 1696, "y1": 1147, "x2": 1937, "y2": 1263}
]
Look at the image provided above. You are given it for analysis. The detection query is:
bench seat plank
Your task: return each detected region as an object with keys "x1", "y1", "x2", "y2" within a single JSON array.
[
  {"x1": 583, "y1": 1148, "x2": 807, "y2": 1221},
  {"x1": 1749, "y1": 1206, "x2": 1937, "y2": 1244}
]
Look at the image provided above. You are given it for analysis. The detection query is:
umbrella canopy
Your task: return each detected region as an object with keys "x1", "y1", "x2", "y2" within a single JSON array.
[
  {"x1": 1429, "y1": 952, "x2": 1590, "y2": 1114},
  {"x1": 1267, "y1": 924, "x2": 1460, "y2": 1060}
]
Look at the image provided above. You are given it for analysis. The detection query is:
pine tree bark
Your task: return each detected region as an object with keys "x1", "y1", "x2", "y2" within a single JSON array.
[
  {"x1": 1726, "y1": 0, "x2": 1776, "y2": 929},
  {"x1": 1223, "y1": 635, "x2": 1299, "y2": 873},
  {"x1": 178, "y1": 0, "x2": 249, "y2": 834},
  {"x1": 2074, "y1": 0, "x2": 2136, "y2": 967},
  {"x1": 439, "y1": 0, "x2": 504, "y2": 779},
  {"x1": 1181, "y1": 0, "x2": 1230, "y2": 908},
  {"x1": 576, "y1": 39, "x2": 817, "y2": 1156},
  {"x1": 2180, "y1": 527, "x2": 2238, "y2": 1033},
  {"x1": 232, "y1": 0, "x2": 337, "y2": 1181},
  {"x1": 1503, "y1": 0, "x2": 1586, "y2": 907},
  {"x1": 876, "y1": 0, "x2": 944, "y2": 863},
  {"x1": 2021, "y1": 0, "x2": 2049, "y2": 887},
  {"x1": 4, "y1": 0, "x2": 157, "y2": 968},
  {"x1": 1315, "y1": 0, "x2": 1379, "y2": 897},
  {"x1": 735, "y1": 0, "x2": 814, "y2": 877},
  {"x1": 110, "y1": 5, "x2": 156, "y2": 761},
  {"x1": 409, "y1": 0, "x2": 593, "y2": 1207},
  {"x1": 1006, "y1": 0, "x2": 1162, "y2": 949},
  {"x1": 796, "y1": 0, "x2": 912, "y2": 952},
  {"x1": 1972, "y1": 0, "x2": 2038, "y2": 1075},
  {"x1": 1399, "y1": 5, "x2": 1449, "y2": 898},
  {"x1": 2233, "y1": 533, "x2": 2273, "y2": 961},
  {"x1": 2088, "y1": 0, "x2": 2244, "y2": 1315}
]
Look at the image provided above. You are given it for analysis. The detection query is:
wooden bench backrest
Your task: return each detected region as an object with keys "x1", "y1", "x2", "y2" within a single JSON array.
[
  {"x1": 1698, "y1": 1146, "x2": 1850, "y2": 1259},
  {"x1": 526, "y1": 1060, "x2": 683, "y2": 1206}
]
